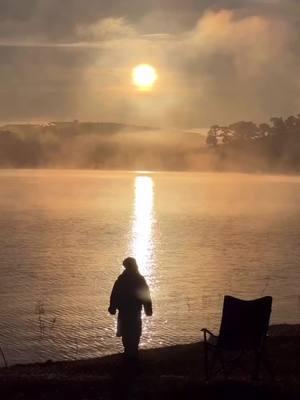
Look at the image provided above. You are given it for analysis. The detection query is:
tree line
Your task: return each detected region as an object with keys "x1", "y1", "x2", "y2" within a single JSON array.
[
  {"x1": 0, "y1": 116, "x2": 300, "y2": 172},
  {"x1": 205, "y1": 115, "x2": 300, "y2": 172},
  {"x1": 206, "y1": 115, "x2": 300, "y2": 146}
]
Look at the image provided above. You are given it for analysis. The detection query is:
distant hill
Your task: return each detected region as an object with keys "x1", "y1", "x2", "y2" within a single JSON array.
[
  {"x1": 0, "y1": 121, "x2": 205, "y2": 170},
  {"x1": 0, "y1": 121, "x2": 154, "y2": 136},
  {"x1": 1, "y1": 117, "x2": 300, "y2": 172}
]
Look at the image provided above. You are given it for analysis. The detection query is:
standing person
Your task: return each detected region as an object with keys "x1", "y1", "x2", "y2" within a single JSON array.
[{"x1": 108, "y1": 257, "x2": 152, "y2": 365}]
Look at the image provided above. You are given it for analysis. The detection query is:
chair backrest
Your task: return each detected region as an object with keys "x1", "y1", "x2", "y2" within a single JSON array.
[{"x1": 218, "y1": 295, "x2": 272, "y2": 351}]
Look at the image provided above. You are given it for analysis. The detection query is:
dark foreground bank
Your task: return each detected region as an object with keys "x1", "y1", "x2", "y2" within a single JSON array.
[{"x1": 0, "y1": 324, "x2": 299, "y2": 400}]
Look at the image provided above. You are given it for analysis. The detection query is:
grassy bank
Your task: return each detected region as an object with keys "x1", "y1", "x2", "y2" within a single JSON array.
[{"x1": 0, "y1": 324, "x2": 299, "y2": 399}]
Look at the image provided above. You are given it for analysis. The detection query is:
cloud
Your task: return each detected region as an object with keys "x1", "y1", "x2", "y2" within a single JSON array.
[
  {"x1": 77, "y1": 17, "x2": 136, "y2": 42},
  {"x1": 160, "y1": 9, "x2": 300, "y2": 126},
  {"x1": 0, "y1": 2, "x2": 299, "y2": 126},
  {"x1": 0, "y1": 0, "x2": 297, "y2": 44},
  {"x1": 187, "y1": 9, "x2": 291, "y2": 72}
]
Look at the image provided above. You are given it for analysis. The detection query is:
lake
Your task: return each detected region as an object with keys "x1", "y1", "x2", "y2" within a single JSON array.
[{"x1": 0, "y1": 169, "x2": 300, "y2": 366}]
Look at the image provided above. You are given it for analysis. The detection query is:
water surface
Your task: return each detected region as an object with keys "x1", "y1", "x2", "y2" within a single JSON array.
[{"x1": 0, "y1": 170, "x2": 300, "y2": 365}]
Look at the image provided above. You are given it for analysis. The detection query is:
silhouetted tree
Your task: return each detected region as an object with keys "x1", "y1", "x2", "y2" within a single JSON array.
[
  {"x1": 269, "y1": 117, "x2": 286, "y2": 136},
  {"x1": 205, "y1": 114, "x2": 300, "y2": 172},
  {"x1": 228, "y1": 121, "x2": 258, "y2": 141},
  {"x1": 206, "y1": 125, "x2": 219, "y2": 146},
  {"x1": 257, "y1": 123, "x2": 271, "y2": 138}
]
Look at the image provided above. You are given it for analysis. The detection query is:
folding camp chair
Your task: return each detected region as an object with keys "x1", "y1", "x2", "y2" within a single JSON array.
[{"x1": 201, "y1": 295, "x2": 272, "y2": 380}]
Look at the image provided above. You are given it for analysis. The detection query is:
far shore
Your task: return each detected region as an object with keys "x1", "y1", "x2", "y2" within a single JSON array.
[
  {"x1": 1, "y1": 324, "x2": 299, "y2": 399},
  {"x1": 1, "y1": 168, "x2": 300, "y2": 179}
]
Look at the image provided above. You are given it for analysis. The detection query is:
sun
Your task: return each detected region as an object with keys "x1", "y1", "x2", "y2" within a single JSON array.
[{"x1": 132, "y1": 64, "x2": 158, "y2": 91}]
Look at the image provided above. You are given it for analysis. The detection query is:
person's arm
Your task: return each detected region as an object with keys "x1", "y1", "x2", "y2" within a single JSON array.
[
  {"x1": 108, "y1": 279, "x2": 119, "y2": 315},
  {"x1": 142, "y1": 279, "x2": 153, "y2": 316}
]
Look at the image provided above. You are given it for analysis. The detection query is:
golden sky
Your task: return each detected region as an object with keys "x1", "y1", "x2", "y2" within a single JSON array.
[{"x1": 0, "y1": 1, "x2": 299, "y2": 127}]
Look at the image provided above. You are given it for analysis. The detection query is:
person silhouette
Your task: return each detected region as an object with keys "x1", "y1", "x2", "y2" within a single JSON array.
[{"x1": 108, "y1": 257, "x2": 152, "y2": 365}]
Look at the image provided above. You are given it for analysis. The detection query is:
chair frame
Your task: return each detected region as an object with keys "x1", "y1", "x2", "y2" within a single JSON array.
[
  {"x1": 201, "y1": 295, "x2": 273, "y2": 380},
  {"x1": 0, "y1": 345, "x2": 7, "y2": 368}
]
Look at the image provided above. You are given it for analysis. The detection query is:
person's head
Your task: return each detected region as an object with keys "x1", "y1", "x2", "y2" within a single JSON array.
[{"x1": 123, "y1": 257, "x2": 138, "y2": 273}]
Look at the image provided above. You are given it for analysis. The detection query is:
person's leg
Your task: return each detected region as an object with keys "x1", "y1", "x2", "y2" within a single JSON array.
[
  {"x1": 121, "y1": 334, "x2": 130, "y2": 357},
  {"x1": 121, "y1": 317, "x2": 142, "y2": 370},
  {"x1": 128, "y1": 332, "x2": 140, "y2": 357},
  {"x1": 122, "y1": 332, "x2": 140, "y2": 356}
]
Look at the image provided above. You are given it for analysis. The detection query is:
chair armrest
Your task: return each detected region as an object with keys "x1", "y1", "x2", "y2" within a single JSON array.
[
  {"x1": 201, "y1": 328, "x2": 217, "y2": 337},
  {"x1": 201, "y1": 328, "x2": 218, "y2": 346}
]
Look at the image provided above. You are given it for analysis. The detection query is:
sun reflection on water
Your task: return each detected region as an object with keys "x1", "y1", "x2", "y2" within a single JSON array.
[{"x1": 130, "y1": 176, "x2": 155, "y2": 277}]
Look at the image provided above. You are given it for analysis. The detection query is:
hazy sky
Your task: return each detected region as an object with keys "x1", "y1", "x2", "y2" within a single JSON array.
[{"x1": 0, "y1": 0, "x2": 299, "y2": 127}]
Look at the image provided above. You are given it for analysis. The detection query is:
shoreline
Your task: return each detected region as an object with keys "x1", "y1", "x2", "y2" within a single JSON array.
[
  {"x1": 1, "y1": 168, "x2": 300, "y2": 178},
  {"x1": 2, "y1": 323, "x2": 300, "y2": 370},
  {"x1": 1, "y1": 324, "x2": 299, "y2": 399}
]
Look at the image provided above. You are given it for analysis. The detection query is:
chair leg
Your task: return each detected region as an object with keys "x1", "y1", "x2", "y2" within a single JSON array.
[
  {"x1": 209, "y1": 350, "x2": 220, "y2": 379},
  {"x1": 252, "y1": 350, "x2": 262, "y2": 380},
  {"x1": 218, "y1": 351, "x2": 228, "y2": 379},
  {"x1": 203, "y1": 342, "x2": 209, "y2": 380},
  {"x1": 0, "y1": 346, "x2": 8, "y2": 368},
  {"x1": 263, "y1": 347, "x2": 275, "y2": 380}
]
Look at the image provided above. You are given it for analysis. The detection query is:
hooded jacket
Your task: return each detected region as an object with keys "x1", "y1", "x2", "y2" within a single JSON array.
[{"x1": 109, "y1": 269, "x2": 152, "y2": 317}]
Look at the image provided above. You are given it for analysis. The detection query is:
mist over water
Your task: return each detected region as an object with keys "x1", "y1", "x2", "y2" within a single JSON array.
[{"x1": 0, "y1": 170, "x2": 300, "y2": 366}]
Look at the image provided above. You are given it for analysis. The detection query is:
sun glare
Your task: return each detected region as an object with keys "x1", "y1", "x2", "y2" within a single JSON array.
[
  {"x1": 130, "y1": 176, "x2": 155, "y2": 276},
  {"x1": 132, "y1": 64, "x2": 158, "y2": 91}
]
